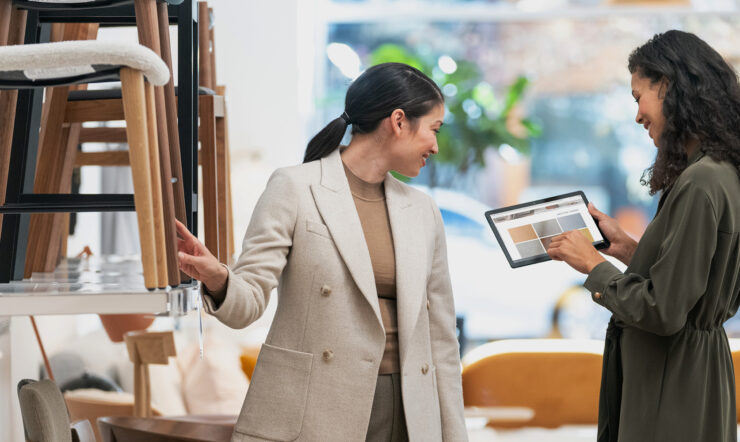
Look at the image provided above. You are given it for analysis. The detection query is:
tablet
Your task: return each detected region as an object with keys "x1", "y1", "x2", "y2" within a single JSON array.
[{"x1": 484, "y1": 191, "x2": 610, "y2": 268}]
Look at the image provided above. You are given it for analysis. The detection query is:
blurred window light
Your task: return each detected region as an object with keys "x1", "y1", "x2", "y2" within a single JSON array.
[
  {"x1": 499, "y1": 143, "x2": 523, "y2": 164},
  {"x1": 619, "y1": 145, "x2": 653, "y2": 173},
  {"x1": 462, "y1": 98, "x2": 481, "y2": 117},
  {"x1": 442, "y1": 83, "x2": 458, "y2": 97},
  {"x1": 517, "y1": 0, "x2": 570, "y2": 12},
  {"x1": 472, "y1": 81, "x2": 498, "y2": 111},
  {"x1": 327, "y1": 42, "x2": 361, "y2": 79},
  {"x1": 437, "y1": 55, "x2": 458, "y2": 74}
]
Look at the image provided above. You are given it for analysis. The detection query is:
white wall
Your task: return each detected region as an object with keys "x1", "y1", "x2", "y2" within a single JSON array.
[{"x1": 208, "y1": 0, "x2": 316, "y2": 169}]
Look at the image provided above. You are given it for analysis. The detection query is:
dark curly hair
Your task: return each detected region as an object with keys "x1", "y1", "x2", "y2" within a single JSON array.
[{"x1": 628, "y1": 30, "x2": 740, "y2": 194}]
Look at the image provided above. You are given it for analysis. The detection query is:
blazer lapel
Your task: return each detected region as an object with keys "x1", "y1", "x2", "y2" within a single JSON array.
[
  {"x1": 385, "y1": 176, "x2": 427, "y2": 368},
  {"x1": 311, "y1": 149, "x2": 383, "y2": 328}
]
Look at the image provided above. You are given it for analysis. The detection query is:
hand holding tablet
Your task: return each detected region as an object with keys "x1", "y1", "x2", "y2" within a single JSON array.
[{"x1": 484, "y1": 191, "x2": 610, "y2": 268}]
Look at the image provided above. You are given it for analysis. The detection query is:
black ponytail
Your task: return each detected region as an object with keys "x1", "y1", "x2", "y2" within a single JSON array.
[{"x1": 304, "y1": 62, "x2": 443, "y2": 163}]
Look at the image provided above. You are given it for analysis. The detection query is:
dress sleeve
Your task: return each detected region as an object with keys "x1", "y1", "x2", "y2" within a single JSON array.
[{"x1": 583, "y1": 182, "x2": 718, "y2": 336}]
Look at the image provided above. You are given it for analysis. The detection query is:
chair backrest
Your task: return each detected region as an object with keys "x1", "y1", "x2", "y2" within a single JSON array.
[
  {"x1": 461, "y1": 339, "x2": 603, "y2": 428},
  {"x1": 17, "y1": 379, "x2": 73, "y2": 442}
]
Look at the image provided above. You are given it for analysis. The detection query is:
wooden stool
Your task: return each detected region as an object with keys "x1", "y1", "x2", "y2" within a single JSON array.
[
  {"x1": 71, "y1": 1, "x2": 233, "y2": 264},
  {"x1": 9, "y1": 0, "x2": 185, "y2": 287},
  {"x1": 0, "y1": 39, "x2": 171, "y2": 289},
  {"x1": 123, "y1": 330, "x2": 176, "y2": 418}
]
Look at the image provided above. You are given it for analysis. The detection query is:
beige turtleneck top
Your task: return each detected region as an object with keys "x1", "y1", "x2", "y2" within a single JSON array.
[{"x1": 343, "y1": 162, "x2": 400, "y2": 375}]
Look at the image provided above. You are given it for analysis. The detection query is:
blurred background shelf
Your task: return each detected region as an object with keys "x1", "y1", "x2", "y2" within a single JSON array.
[{"x1": 0, "y1": 256, "x2": 199, "y2": 316}]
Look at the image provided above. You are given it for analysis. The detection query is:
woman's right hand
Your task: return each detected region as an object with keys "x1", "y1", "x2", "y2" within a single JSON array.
[
  {"x1": 175, "y1": 220, "x2": 228, "y2": 293},
  {"x1": 588, "y1": 203, "x2": 638, "y2": 266}
]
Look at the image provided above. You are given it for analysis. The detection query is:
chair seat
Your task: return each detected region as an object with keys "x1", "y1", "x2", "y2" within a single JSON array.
[
  {"x1": 68, "y1": 85, "x2": 215, "y2": 101},
  {"x1": 13, "y1": 0, "x2": 183, "y2": 10},
  {"x1": 0, "y1": 40, "x2": 169, "y2": 89}
]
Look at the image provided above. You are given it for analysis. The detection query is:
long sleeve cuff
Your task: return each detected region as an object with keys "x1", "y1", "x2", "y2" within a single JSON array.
[
  {"x1": 201, "y1": 263, "x2": 231, "y2": 313},
  {"x1": 584, "y1": 261, "x2": 622, "y2": 307}
]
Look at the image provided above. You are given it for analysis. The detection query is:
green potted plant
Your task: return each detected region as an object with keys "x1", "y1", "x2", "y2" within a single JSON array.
[{"x1": 369, "y1": 43, "x2": 542, "y2": 188}]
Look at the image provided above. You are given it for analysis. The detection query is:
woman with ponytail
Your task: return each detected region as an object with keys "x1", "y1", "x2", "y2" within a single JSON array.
[{"x1": 176, "y1": 62, "x2": 467, "y2": 442}]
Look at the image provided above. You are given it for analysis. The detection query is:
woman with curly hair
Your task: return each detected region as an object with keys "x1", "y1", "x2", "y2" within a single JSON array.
[{"x1": 546, "y1": 30, "x2": 740, "y2": 441}]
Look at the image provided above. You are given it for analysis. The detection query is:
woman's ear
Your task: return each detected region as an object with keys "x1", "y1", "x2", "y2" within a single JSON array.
[{"x1": 390, "y1": 109, "x2": 406, "y2": 136}]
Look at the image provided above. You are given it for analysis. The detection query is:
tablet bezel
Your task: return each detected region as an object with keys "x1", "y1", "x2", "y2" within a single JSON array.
[{"x1": 484, "y1": 190, "x2": 610, "y2": 268}]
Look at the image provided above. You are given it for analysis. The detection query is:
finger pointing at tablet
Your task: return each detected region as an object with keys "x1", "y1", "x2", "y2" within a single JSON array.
[{"x1": 546, "y1": 230, "x2": 606, "y2": 274}]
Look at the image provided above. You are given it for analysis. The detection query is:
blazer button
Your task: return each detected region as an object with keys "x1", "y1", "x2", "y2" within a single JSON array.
[
  {"x1": 321, "y1": 285, "x2": 332, "y2": 296},
  {"x1": 421, "y1": 363, "x2": 429, "y2": 375},
  {"x1": 594, "y1": 292, "x2": 603, "y2": 299},
  {"x1": 322, "y1": 350, "x2": 334, "y2": 362}
]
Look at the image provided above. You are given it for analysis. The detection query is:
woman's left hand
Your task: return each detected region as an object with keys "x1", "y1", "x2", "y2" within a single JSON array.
[{"x1": 546, "y1": 230, "x2": 606, "y2": 274}]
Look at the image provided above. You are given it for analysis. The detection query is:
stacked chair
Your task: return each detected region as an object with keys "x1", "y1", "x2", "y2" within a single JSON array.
[
  {"x1": 0, "y1": 0, "x2": 188, "y2": 289},
  {"x1": 0, "y1": 18, "x2": 173, "y2": 289},
  {"x1": 71, "y1": 1, "x2": 234, "y2": 265},
  {"x1": 0, "y1": 0, "x2": 233, "y2": 288},
  {"x1": 197, "y1": 2, "x2": 234, "y2": 264}
]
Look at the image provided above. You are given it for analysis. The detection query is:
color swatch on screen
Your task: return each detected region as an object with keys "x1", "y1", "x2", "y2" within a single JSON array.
[{"x1": 507, "y1": 213, "x2": 592, "y2": 259}]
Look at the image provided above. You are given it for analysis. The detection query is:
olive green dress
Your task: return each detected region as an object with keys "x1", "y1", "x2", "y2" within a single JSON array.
[{"x1": 584, "y1": 150, "x2": 740, "y2": 442}]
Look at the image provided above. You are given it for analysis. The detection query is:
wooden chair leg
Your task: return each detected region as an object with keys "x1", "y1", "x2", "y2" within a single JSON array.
[
  {"x1": 120, "y1": 68, "x2": 158, "y2": 290},
  {"x1": 226, "y1": 139, "x2": 234, "y2": 262},
  {"x1": 199, "y1": 95, "x2": 219, "y2": 259},
  {"x1": 216, "y1": 86, "x2": 235, "y2": 263},
  {"x1": 215, "y1": 109, "x2": 228, "y2": 264},
  {"x1": 198, "y1": 2, "x2": 213, "y2": 90},
  {"x1": 0, "y1": 0, "x2": 11, "y2": 45},
  {"x1": 23, "y1": 24, "x2": 97, "y2": 276},
  {"x1": 208, "y1": 8, "x2": 217, "y2": 90},
  {"x1": 44, "y1": 123, "x2": 80, "y2": 271},
  {"x1": 134, "y1": 0, "x2": 179, "y2": 287},
  {"x1": 157, "y1": 1, "x2": 190, "y2": 283},
  {"x1": 157, "y1": 1, "x2": 186, "y2": 226},
  {"x1": 145, "y1": 82, "x2": 168, "y2": 289},
  {"x1": 23, "y1": 85, "x2": 74, "y2": 277}
]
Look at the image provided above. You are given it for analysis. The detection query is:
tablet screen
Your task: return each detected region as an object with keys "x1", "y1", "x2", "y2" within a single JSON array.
[{"x1": 484, "y1": 192, "x2": 607, "y2": 267}]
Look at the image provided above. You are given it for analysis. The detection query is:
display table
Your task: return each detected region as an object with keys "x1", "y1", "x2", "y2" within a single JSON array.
[{"x1": 0, "y1": 256, "x2": 199, "y2": 316}]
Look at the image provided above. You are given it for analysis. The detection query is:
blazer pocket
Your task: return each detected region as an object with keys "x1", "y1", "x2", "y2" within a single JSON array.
[
  {"x1": 306, "y1": 219, "x2": 331, "y2": 239},
  {"x1": 235, "y1": 344, "x2": 313, "y2": 441}
]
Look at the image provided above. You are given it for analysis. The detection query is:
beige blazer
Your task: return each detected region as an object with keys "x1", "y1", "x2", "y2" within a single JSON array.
[{"x1": 203, "y1": 149, "x2": 467, "y2": 442}]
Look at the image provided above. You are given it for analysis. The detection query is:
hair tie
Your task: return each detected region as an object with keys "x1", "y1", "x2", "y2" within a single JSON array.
[{"x1": 340, "y1": 111, "x2": 352, "y2": 125}]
